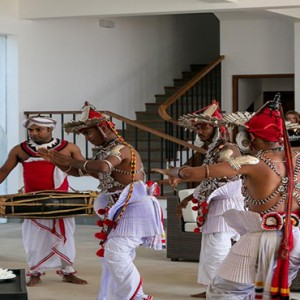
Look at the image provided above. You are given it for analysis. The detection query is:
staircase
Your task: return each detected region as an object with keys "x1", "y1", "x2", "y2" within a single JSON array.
[
  {"x1": 136, "y1": 64, "x2": 215, "y2": 135},
  {"x1": 23, "y1": 57, "x2": 223, "y2": 197},
  {"x1": 123, "y1": 63, "x2": 221, "y2": 181}
]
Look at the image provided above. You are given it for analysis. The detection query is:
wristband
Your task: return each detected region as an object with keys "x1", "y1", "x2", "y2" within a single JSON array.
[
  {"x1": 83, "y1": 160, "x2": 89, "y2": 172},
  {"x1": 178, "y1": 165, "x2": 189, "y2": 179},
  {"x1": 204, "y1": 164, "x2": 211, "y2": 180},
  {"x1": 64, "y1": 166, "x2": 72, "y2": 173}
]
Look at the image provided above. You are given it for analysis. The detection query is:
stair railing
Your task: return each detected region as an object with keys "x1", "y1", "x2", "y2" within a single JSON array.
[
  {"x1": 159, "y1": 55, "x2": 225, "y2": 125},
  {"x1": 157, "y1": 55, "x2": 224, "y2": 166}
]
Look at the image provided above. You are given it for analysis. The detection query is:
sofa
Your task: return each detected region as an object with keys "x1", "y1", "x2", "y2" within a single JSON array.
[{"x1": 166, "y1": 189, "x2": 201, "y2": 261}]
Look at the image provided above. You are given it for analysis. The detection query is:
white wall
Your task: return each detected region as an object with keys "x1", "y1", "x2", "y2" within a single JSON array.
[
  {"x1": 0, "y1": 12, "x2": 220, "y2": 192},
  {"x1": 238, "y1": 77, "x2": 294, "y2": 112},
  {"x1": 18, "y1": 14, "x2": 218, "y2": 121},
  {"x1": 0, "y1": 0, "x2": 17, "y2": 19},
  {"x1": 6, "y1": 35, "x2": 19, "y2": 193},
  {"x1": 218, "y1": 16, "x2": 294, "y2": 113},
  {"x1": 238, "y1": 78, "x2": 262, "y2": 111}
]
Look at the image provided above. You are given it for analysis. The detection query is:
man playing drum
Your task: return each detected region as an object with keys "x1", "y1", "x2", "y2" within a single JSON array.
[
  {"x1": 39, "y1": 102, "x2": 165, "y2": 300},
  {"x1": 0, "y1": 115, "x2": 87, "y2": 286}
]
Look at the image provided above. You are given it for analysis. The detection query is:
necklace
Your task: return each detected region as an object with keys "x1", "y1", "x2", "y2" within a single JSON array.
[
  {"x1": 27, "y1": 138, "x2": 59, "y2": 152},
  {"x1": 257, "y1": 146, "x2": 284, "y2": 155},
  {"x1": 243, "y1": 146, "x2": 288, "y2": 213},
  {"x1": 257, "y1": 147, "x2": 285, "y2": 162},
  {"x1": 102, "y1": 138, "x2": 120, "y2": 148},
  {"x1": 94, "y1": 138, "x2": 120, "y2": 160}
]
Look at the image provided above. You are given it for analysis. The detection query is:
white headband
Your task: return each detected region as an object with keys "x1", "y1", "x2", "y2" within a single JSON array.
[{"x1": 23, "y1": 116, "x2": 57, "y2": 129}]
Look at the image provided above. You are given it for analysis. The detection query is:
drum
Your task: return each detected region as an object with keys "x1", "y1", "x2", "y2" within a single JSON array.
[{"x1": 0, "y1": 190, "x2": 98, "y2": 219}]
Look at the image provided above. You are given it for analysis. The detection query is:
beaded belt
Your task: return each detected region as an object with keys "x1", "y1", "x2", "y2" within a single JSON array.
[{"x1": 261, "y1": 211, "x2": 300, "y2": 231}]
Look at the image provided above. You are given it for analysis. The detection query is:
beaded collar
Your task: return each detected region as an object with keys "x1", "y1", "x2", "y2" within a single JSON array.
[
  {"x1": 27, "y1": 138, "x2": 60, "y2": 152},
  {"x1": 256, "y1": 146, "x2": 285, "y2": 156}
]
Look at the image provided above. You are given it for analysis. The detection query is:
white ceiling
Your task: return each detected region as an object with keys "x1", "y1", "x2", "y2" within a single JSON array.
[{"x1": 17, "y1": 0, "x2": 300, "y2": 21}]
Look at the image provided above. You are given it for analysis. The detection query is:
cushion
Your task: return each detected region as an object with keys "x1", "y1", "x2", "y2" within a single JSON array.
[
  {"x1": 178, "y1": 188, "x2": 197, "y2": 223},
  {"x1": 184, "y1": 222, "x2": 198, "y2": 232}
]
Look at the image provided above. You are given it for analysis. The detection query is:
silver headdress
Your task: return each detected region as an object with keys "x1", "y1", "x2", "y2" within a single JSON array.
[{"x1": 179, "y1": 100, "x2": 225, "y2": 131}]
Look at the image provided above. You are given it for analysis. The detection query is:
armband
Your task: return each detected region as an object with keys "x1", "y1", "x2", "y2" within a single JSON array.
[
  {"x1": 103, "y1": 159, "x2": 114, "y2": 172},
  {"x1": 109, "y1": 145, "x2": 124, "y2": 163},
  {"x1": 227, "y1": 155, "x2": 259, "y2": 171},
  {"x1": 218, "y1": 148, "x2": 234, "y2": 162}
]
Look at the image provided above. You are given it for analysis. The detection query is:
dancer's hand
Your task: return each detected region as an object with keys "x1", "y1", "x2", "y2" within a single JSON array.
[
  {"x1": 176, "y1": 202, "x2": 184, "y2": 218},
  {"x1": 176, "y1": 196, "x2": 191, "y2": 218},
  {"x1": 38, "y1": 148, "x2": 71, "y2": 167},
  {"x1": 151, "y1": 168, "x2": 181, "y2": 190},
  {"x1": 37, "y1": 147, "x2": 52, "y2": 160}
]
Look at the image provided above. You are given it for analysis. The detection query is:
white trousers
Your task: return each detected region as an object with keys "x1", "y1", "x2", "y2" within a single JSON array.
[
  {"x1": 98, "y1": 236, "x2": 149, "y2": 300},
  {"x1": 198, "y1": 231, "x2": 238, "y2": 285}
]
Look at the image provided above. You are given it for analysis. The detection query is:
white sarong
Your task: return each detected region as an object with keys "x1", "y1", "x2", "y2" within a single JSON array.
[{"x1": 22, "y1": 217, "x2": 76, "y2": 275}]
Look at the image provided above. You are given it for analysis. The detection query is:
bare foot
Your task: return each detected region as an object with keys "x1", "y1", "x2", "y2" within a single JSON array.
[
  {"x1": 191, "y1": 291, "x2": 206, "y2": 298},
  {"x1": 27, "y1": 275, "x2": 41, "y2": 287},
  {"x1": 62, "y1": 274, "x2": 87, "y2": 284}
]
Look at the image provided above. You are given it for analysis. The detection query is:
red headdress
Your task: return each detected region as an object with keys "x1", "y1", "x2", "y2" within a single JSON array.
[
  {"x1": 245, "y1": 106, "x2": 283, "y2": 142},
  {"x1": 63, "y1": 102, "x2": 115, "y2": 134},
  {"x1": 179, "y1": 99, "x2": 228, "y2": 138}
]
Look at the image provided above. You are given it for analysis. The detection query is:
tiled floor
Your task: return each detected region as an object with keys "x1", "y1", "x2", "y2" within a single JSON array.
[{"x1": 0, "y1": 222, "x2": 300, "y2": 300}]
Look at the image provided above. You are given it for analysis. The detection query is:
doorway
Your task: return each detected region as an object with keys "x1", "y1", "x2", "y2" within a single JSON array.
[
  {"x1": 232, "y1": 74, "x2": 294, "y2": 113},
  {"x1": 263, "y1": 91, "x2": 295, "y2": 114}
]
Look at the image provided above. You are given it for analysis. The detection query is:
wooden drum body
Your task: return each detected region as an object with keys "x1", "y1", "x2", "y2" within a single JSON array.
[{"x1": 0, "y1": 190, "x2": 98, "y2": 219}]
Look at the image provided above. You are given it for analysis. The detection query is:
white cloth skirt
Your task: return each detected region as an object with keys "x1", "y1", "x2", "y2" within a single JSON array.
[{"x1": 22, "y1": 218, "x2": 76, "y2": 274}]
